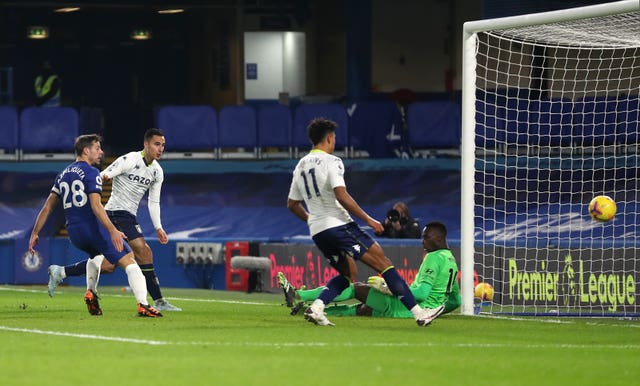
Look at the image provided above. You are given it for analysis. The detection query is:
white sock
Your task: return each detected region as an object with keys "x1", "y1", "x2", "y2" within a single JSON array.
[
  {"x1": 410, "y1": 305, "x2": 423, "y2": 319},
  {"x1": 125, "y1": 264, "x2": 149, "y2": 305},
  {"x1": 93, "y1": 254, "x2": 105, "y2": 267},
  {"x1": 85, "y1": 255, "x2": 104, "y2": 292},
  {"x1": 311, "y1": 299, "x2": 325, "y2": 312}
]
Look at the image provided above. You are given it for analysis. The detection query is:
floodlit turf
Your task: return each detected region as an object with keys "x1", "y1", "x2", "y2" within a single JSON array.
[{"x1": 1, "y1": 285, "x2": 639, "y2": 386}]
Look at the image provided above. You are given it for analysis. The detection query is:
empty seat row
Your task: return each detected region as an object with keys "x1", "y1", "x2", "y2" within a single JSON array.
[
  {"x1": 475, "y1": 94, "x2": 640, "y2": 150},
  {"x1": 157, "y1": 100, "x2": 462, "y2": 159},
  {"x1": 0, "y1": 106, "x2": 79, "y2": 160},
  {"x1": 156, "y1": 103, "x2": 349, "y2": 159},
  {"x1": 0, "y1": 101, "x2": 464, "y2": 161}
]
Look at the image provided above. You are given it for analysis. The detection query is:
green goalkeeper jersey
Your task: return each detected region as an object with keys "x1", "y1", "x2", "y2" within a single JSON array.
[{"x1": 410, "y1": 248, "x2": 461, "y2": 310}]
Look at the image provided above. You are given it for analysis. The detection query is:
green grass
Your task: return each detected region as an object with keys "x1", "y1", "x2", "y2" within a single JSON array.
[{"x1": 1, "y1": 285, "x2": 639, "y2": 386}]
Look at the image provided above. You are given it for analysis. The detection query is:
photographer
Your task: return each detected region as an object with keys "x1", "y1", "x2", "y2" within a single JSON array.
[{"x1": 381, "y1": 202, "x2": 421, "y2": 239}]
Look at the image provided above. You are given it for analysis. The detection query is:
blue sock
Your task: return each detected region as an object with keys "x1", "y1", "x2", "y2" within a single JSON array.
[
  {"x1": 382, "y1": 267, "x2": 418, "y2": 310},
  {"x1": 64, "y1": 260, "x2": 88, "y2": 277},
  {"x1": 318, "y1": 275, "x2": 350, "y2": 305}
]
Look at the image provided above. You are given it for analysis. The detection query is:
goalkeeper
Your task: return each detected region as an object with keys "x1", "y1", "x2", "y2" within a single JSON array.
[{"x1": 278, "y1": 221, "x2": 461, "y2": 318}]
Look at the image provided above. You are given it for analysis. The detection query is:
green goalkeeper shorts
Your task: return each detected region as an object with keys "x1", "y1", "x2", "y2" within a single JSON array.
[{"x1": 365, "y1": 289, "x2": 413, "y2": 318}]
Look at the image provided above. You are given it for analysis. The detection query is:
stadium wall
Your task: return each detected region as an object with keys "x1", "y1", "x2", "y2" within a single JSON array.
[
  {"x1": 3, "y1": 236, "x2": 436, "y2": 292},
  {"x1": 0, "y1": 158, "x2": 462, "y2": 290}
]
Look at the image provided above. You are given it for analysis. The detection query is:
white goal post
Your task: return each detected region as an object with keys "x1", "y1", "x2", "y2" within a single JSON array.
[{"x1": 461, "y1": 1, "x2": 640, "y2": 316}]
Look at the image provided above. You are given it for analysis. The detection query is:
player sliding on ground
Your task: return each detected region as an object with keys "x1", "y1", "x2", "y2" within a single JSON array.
[
  {"x1": 287, "y1": 118, "x2": 444, "y2": 326},
  {"x1": 278, "y1": 221, "x2": 460, "y2": 320}
]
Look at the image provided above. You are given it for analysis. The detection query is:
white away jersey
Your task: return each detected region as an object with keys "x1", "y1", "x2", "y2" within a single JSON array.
[
  {"x1": 288, "y1": 150, "x2": 352, "y2": 235},
  {"x1": 102, "y1": 151, "x2": 164, "y2": 218}
]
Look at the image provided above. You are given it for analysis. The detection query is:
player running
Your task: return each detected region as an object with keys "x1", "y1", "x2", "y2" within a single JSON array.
[
  {"x1": 29, "y1": 134, "x2": 162, "y2": 317},
  {"x1": 286, "y1": 117, "x2": 444, "y2": 326},
  {"x1": 46, "y1": 129, "x2": 180, "y2": 311}
]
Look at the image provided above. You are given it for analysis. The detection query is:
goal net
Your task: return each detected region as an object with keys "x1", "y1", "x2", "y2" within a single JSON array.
[{"x1": 461, "y1": 0, "x2": 640, "y2": 317}]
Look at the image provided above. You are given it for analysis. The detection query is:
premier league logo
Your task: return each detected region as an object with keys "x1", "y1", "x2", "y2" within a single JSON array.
[{"x1": 21, "y1": 251, "x2": 43, "y2": 272}]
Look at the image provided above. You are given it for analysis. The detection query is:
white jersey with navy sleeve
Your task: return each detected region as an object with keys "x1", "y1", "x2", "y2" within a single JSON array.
[
  {"x1": 288, "y1": 149, "x2": 352, "y2": 236},
  {"x1": 102, "y1": 151, "x2": 164, "y2": 228}
]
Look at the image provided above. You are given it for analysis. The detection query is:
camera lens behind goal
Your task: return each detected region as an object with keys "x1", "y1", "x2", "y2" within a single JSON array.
[{"x1": 387, "y1": 209, "x2": 400, "y2": 222}]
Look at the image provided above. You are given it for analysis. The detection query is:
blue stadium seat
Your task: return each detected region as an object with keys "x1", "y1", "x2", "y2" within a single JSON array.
[
  {"x1": 156, "y1": 105, "x2": 218, "y2": 158},
  {"x1": 19, "y1": 107, "x2": 79, "y2": 159},
  {"x1": 292, "y1": 103, "x2": 348, "y2": 156},
  {"x1": 218, "y1": 105, "x2": 258, "y2": 158},
  {"x1": 257, "y1": 104, "x2": 292, "y2": 158},
  {"x1": 527, "y1": 99, "x2": 573, "y2": 148},
  {"x1": 407, "y1": 101, "x2": 461, "y2": 152},
  {"x1": 572, "y1": 96, "x2": 617, "y2": 147},
  {"x1": 0, "y1": 106, "x2": 19, "y2": 160},
  {"x1": 348, "y1": 101, "x2": 401, "y2": 158}
]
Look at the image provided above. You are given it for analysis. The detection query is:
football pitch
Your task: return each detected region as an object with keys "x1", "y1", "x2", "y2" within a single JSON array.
[{"x1": 1, "y1": 285, "x2": 638, "y2": 386}]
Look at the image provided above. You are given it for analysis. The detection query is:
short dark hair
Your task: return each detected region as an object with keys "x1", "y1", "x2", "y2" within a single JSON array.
[
  {"x1": 307, "y1": 118, "x2": 337, "y2": 145},
  {"x1": 424, "y1": 221, "x2": 447, "y2": 238},
  {"x1": 144, "y1": 128, "x2": 164, "y2": 142},
  {"x1": 74, "y1": 134, "x2": 102, "y2": 156}
]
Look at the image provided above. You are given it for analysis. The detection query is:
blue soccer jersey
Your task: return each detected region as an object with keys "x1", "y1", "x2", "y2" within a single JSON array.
[
  {"x1": 51, "y1": 161, "x2": 130, "y2": 262},
  {"x1": 52, "y1": 161, "x2": 103, "y2": 228}
]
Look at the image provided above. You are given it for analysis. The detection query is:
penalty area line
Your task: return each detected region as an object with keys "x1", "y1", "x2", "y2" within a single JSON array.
[{"x1": 0, "y1": 325, "x2": 169, "y2": 346}]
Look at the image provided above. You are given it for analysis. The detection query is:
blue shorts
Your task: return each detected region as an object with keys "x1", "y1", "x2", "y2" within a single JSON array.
[
  {"x1": 68, "y1": 223, "x2": 131, "y2": 265},
  {"x1": 107, "y1": 210, "x2": 144, "y2": 241},
  {"x1": 312, "y1": 222, "x2": 375, "y2": 268}
]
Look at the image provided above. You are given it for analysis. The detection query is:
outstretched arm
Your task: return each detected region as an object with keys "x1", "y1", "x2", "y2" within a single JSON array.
[
  {"x1": 334, "y1": 186, "x2": 383, "y2": 234},
  {"x1": 29, "y1": 192, "x2": 60, "y2": 254}
]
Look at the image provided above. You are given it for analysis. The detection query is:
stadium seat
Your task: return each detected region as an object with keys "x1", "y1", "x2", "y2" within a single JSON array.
[
  {"x1": 19, "y1": 107, "x2": 78, "y2": 160},
  {"x1": 407, "y1": 101, "x2": 461, "y2": 155},
  {"x1": 292, "y1": 103, "x2": 348, "y2": 157},
  {"x1": 348, "y1": 101, "x2": 401, "y2": 158},
  {"x1": 0, "y1": 106, "x2": 19, "y2": 160},
  {"x1": 156, "y1": 105, "x2": 218, "y2": 159},
  {"x1": 257, "y1": 104, "x2": 292, "y2": 158},
  {"x1": 218, "y1": 105, "x2": 258, "y2": 158}
]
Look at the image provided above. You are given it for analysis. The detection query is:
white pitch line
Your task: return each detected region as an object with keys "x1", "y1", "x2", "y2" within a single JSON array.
[
  {"x1": 174, "y1": 341, "x2": 640, "y2": 350},
  {"x1": 586, "y1": 321, "x2": 640, "y2": 329},
  {"x1": 1, "y1": 286, "x2": 638, "y2": 329},
  {"x1": 1, "y1": 325, "x2": 638, "y2": 350},
  {"x1": 103, "y1": 293, "x2": 277, "y2": 306},
  {"x1": 0, "y1": 326, "x2": 168, "y2": 345},
  {"x1": 163, "y1": 296, "x2": 275, "y2": 306},
  {"x1": 481, "y1": 314, "x2": 575, "y2": 324},
  {"x1": 0, "y1": 287, "x2": 47, "y2": 294},
  {"x1": 0, "y1": 286, "x2": 277, "y2": 306}
]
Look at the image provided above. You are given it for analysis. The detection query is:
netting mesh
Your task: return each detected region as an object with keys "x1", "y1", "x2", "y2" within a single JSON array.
[{"x1": 472, "y1": 9, "x2": 640, "y2": 316}]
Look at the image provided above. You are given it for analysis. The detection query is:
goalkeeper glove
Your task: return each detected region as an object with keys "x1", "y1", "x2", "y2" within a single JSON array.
[{"x1": 367, "y1": 276, "x2": 393, "y2": 296}]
